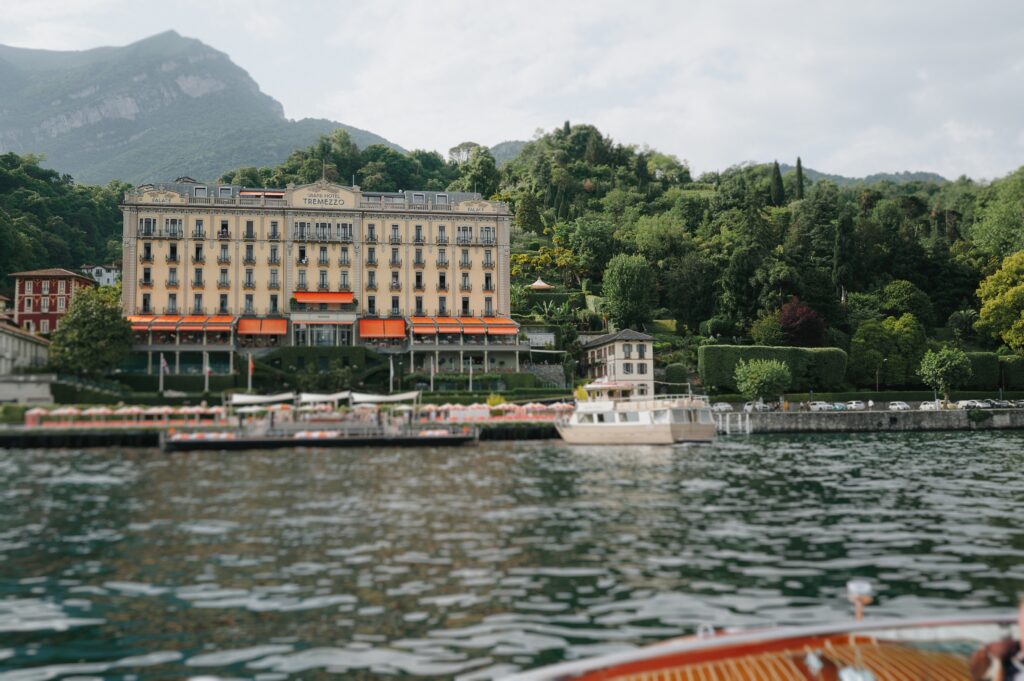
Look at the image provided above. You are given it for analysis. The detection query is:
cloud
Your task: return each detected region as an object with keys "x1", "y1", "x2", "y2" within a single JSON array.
[{"x1": 2, "y1": 0, "x2": 1024, "y2": 179}]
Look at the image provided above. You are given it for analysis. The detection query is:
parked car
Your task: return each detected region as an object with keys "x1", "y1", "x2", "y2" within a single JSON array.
[
  {"x1": 846, "y1": 400, "x2": 866, "y2": 411},
  {"x1": 956, "y1": 400, "x2": 981, "y2": 409},
  {"x1": 712, "y1": 402, "x2": 734, "y2": 412},
  {"x1": 990, "y1": 399, "x2": 1011, "y2": 408},
  {"x1": 919, "y1": 401, "x2": 939, "y2": 411},
  {"x1": 888, "y1": 401, "x2": 912, "y2": 411},
  {"x1": 831, "y1": 402, "x2": 848, "y2": 411},
  {"x1": 809, "y1": 401, "x2": 833, "y2": 412},
  {"x1": 743, "y1": 401, "x2": 773, "y2": 413}
]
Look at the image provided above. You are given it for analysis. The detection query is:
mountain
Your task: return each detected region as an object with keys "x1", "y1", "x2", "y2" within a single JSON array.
[
  {"x1": 778, "y1": 163, "x2": 947, "y2": 187},
  {"x1": 490, "y1": 140, "x2": 527, "y2": 167},
  {"x1": 0, "y1": 31, "x2": 403, "y2": 185}
]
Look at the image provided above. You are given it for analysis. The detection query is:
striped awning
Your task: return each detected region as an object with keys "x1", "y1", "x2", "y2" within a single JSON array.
[{"x1": 359, "y1": 318, "x2": 407, "y2": 339}]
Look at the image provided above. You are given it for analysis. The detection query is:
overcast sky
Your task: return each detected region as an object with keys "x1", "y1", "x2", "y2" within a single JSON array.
[{"x1": 3, "y1": 0, "x2": 1023, "y2": 180}]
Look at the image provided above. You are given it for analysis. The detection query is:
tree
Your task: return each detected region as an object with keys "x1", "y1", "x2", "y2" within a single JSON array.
[
  {"x1": 918, "y1": 346, "x2": 972, "y2": 403},
  {"x1": 602, "y1": 254, "x2": 657, "y2": 329},
  {"x1": 448, "y1": 141, "x2": 481, "y2": 165},
  {"x1": 447, "y1": 146, "x2": 500, "y2": 198},
  {"x1": 880, "y1": 279, "x2": 934, "y2": 327},
  {"x1": 779, "y1": 297, "x2": 825, "y2": 346},
  {"x1": 975, "y1": 250, "x2": 1024, "y2": 353},
  {"x1": 48, "y1": 285, "x2": 131, "y2": 376},
  {"x1": 734, "y1": 358, "x2": 791, "y2": 401},
  {"x1": 971, "y1": 167, "x2": 1024, "y2": 257},
  {"x1": 295, "y1": 360, "x2": 354, "y2": 392},
  {"x1": 770, "y1": 161, "x2": 786, "y2": 207},
  {"x1": 749, "y1": 311, "x2": 785, "y2": 345},
  {"x1": 795, "y1": 157, "x2": 805, "y2": 200}
]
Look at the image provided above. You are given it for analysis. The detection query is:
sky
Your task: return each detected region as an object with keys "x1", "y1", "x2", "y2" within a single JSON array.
[{"x1": 2, "y1": 0, "x2": 1024, "y2": 180}]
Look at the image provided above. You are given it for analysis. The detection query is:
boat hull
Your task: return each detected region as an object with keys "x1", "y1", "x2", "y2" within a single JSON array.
[{"x1": 555, "y1": 421, "x2": 715, "y2": 445}]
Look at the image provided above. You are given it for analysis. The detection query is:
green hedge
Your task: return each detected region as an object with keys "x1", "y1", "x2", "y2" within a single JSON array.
[
  {"x1": 709, "y1": 390, "x2": 1024, "y2": 403},
  {"x1": 118, "y1": 374, "x2": 237, "y2": 393},
  {"x1": 698, "y1": 345, "x2": 847, "y2": 392},
  {"x1": 1001, "y1": 356, "x2": 1024, "y2": 390},
  {"x1": 664, "y1": 363, "x2": 688, "y2": 386},
  {"x1": 403, "y1": 372, "x2": 539, "y2": 391},
  {"x1": 965, "y1": 352, "x2": 1000, "y2": 390}
]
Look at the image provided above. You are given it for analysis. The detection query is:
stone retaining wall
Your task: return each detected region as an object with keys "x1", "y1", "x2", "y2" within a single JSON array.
[{"x1": 747, "y1": 409, "x2": 1024, "y2": 434}]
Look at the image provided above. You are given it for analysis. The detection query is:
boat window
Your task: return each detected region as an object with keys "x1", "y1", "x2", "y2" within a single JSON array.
[
  {"x1": 652, "y1": 409, "x2": 670, "y2": 424},
  {"x1": 577, "y1": 413, "x2": 595, "y2": 423},
  {"x1": 672, "y1": 409, "x2": 694, "y2": 423},
  {"x1": 698, "y1": 410, "x2": 714, "y2": 424},
  {"x1": 596, "y1": 413, "x2": 608, "y2": 423},
  {"x1": 618, "y1": 412, "x2": 640, "y2": 423}
]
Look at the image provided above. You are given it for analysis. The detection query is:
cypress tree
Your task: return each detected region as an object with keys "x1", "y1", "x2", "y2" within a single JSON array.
[
  {"x1": 795, "y1": 157, "x2": 805, "y2": 199},
  {"x1": 770, "y1": 160, "x2": 785, "y2": 206}
]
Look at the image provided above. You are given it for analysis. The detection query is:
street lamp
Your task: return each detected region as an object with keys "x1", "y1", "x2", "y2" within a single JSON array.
[{"x1": 875, "y1": 358, "x2": 887, "y2": 393}]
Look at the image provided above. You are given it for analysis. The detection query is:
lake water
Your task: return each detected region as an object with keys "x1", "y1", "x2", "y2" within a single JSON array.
[{"x1": 1, "y1": 432, "x2": 1023, "y2": 679}]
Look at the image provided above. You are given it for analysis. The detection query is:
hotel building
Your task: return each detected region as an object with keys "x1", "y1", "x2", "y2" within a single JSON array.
[
  {"x1": 10, "y1": 268, "x2": 97, "y2": 335},
  {"x1": 120, "y1": 179, "x2": 525, "y2": 375}
]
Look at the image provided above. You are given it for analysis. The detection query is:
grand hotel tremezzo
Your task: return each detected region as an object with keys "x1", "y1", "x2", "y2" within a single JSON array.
[{"x1": 121, "y1": 178, "x2": 526, "y2": 375}]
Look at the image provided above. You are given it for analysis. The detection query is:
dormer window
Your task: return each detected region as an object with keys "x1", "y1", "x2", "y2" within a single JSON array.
[
  {"x1": 219, "y1": 186, "x2": 232, "y2": 197},
  {"x1": 194, "y1": 186, "x2": 207, "y2": 198}
]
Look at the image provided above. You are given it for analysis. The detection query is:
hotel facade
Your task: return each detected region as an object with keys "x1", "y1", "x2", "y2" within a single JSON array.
[{"x1": 120, "y1": 179, "x2": 525, "y2": 375}]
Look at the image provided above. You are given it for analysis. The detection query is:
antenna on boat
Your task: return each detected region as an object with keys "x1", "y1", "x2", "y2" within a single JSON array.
[{"x1": 846, "y1": 579, "x2": 874, "y2": 621}]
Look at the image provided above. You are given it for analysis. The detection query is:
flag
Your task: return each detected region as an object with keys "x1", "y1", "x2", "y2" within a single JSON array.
[
  {"x1": 159, "y1": 354, "x2": 169, "y2": 375},
  {"x1": 248, "y1": 354, "x2": 254, "y2": 377}
]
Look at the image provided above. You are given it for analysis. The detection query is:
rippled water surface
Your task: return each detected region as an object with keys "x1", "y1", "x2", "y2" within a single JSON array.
[{"x1": 2, "y1": 432, "x2": 1024, "y2": 679}]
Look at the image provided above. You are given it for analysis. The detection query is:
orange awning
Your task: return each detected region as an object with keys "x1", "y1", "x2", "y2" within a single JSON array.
[
  {"x1": 178, "y1": 324, "x2": 206, "y2": 331},
  {"x1": 487, "y1": 327, "x2": 519, "y2": 335},
  {"x1": 437, "y1": 325, "x2": 461, "y2": 333},
  {"x1": 410, "y1": 316, "x2": 435, "y2": 325},
  {"x1": 359, "y1": 319, "x2": 406, "y2": 339},
  {"x1": 151, "y1": 315, "x2": 182, "y2": 328},
  {"x1": 462, "y1": 326, "x2": 486, "y2": 334},
  {"x1": 413, "y1": 326, "x2": 436, "y2": 335},
  {"x1": 237, "y1": 319, "x2": 262, "y2": 335},
  {"x1": 482, "y1": 317, "x2": 516, "y2": 326},
  {"x1": 130, "y1": 315, "x2": 155, "y2": 331},
  {"x1": 206, "y1": 315, "x2": 234, "y2": 332},
  {"x1": 178, "y1": 315, "x2": 209, "y2": 330},
  {"x1": 238, "y1": 318, "x2": 288, "y2": 335},
  {"x1": 294, "y1": 292, "x2": 354, "y2": 304},
  {"x1": 435, "y1": 316, "x2": 460, "y2": 325},
  {"x1": 457, "y1": 316, "x2": 483, "y2": 325}
]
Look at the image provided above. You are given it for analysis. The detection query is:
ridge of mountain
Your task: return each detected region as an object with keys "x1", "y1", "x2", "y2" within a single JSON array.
[
  {"x1": 778, "y1": 163, "x2": 947, "y2": 187},
  {"x1": 0, "y1": 30, "x2": 403, "y2": 184}
]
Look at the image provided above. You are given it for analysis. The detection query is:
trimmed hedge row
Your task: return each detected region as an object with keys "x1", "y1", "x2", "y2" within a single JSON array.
[
  {"x1": 1003, "y1": 356, "x2": 1024, "y2": 390},
  {"x1": 698, "y1": 345, "x2": 847, "y2": 391},
  {"x1": 965, "y1": 352, "x2": 1000, "y2": 390}
]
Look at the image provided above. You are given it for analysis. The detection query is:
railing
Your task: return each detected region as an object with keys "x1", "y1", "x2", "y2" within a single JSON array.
[
  {"x1": 339, "y1": 233, "x2": 353, "y2": 242},
  {"x1": 268, "y1": 281, "x2": 280, "y2": 290},
  {"x1": 436, "y1": 259, "x2": 449, "y2": 267},
  {"x1": 482, "y1": 260, "x2": 495, "y2": 269},
  {"x1": 243, "y1": 280, "x2": 256, "y2": 290},
  {"x1": 390, "y1": 282, "x2": 401, "y2": 291},
  {"x1": 318, "y1": 283, "x2": 330, "y2": 291},
  {"x1": 390, "y1": 235, "x2": 402, "y2": 244},
  {"x1": 318, "y1": 259, "x2": 330, "y2": 266},
  {"x1": 295, "y1": 282, "x2": 308, "y2": 291},
  {"x1": 414, "y1": 283, "x2": 425, "y2": 291},
  {"x1": 192, "y1": 230, "x2": 205, "y2": 239},
  {"x1": 366, "y1": 235, "x2": 377, "y2": 244},
  {"x1": 192, "y1": 279, "x2": 205, "y2": 289},
  {"x1": 414, "y1": 236, "x2": 425, "y2": 244},
  {"x1": 414, "y1": 259, "x2": 425, "y2": 268},
  {"x1": 366, "y1": 283, "x2": 377, "y2": 291},
  {"x1": 139, "y1": 278, "x2": 153, "y2": 287},
  {"x1": 460, "y1": 283, "x2": 472, "y2": 291},
  {"x1": 268, "y1": 256, "x2": 280, "y2": 265},
  {"x1": 293, "y1": 231, "x2": 309, "y2": 241},
  {"x1": 217, "y1": 231, "x2": 231, "y2": 240},
  {"x1": 436, "y1": 235, "x2": 449, "y2": 244},
  {"x1": 139, "y1": 253, "x2": 153, "y2": 263},
  {"x1": 457, "y1": 236, "x2": 473, "y2": 245},
  {"x1": 243, "y1": 256, "x2": 256, "y2": 265},
  {"x1": 366, "y1": 258, "x2": 378, "y2": 266},
  {"x1": 217, "y1": 279, "x2": 231, "y2": 289},
  {"x1": 389, "y1": 259, "x2": 402, "y2": 267},
  {"x1": 296, "y1": 258, "x2": 309, "y2": 266},
  {"x1": 165, "y1": 307, "x2": 179, "y2": 315},
  {"x1": 269, "y1": 231, "x2": 280, "y2": 241},
  {"x1": 166, "y1": 254, "x2": 179, "y2": 263},
  {"x1": 166, "y1": 279, "x2": 179, "y2": 288},
  {"x1": 192, "y1": 254, "x2": 205, "y2": 264},
  {"x1": 191, "y1": 307, "x2": 205, "y2": 315},
  {"x1": 244, "y1": 232, "x2": 256, "y2": 241},
  {"x1": 217, "y1": 255, "x2": 230, "y2": 264},
  {"x1": 437, "y1": 283, "x2": 448, "y2": 291},
  {"x1": 339, "y1": 258, "x2": 350, "y2": 266},
  {"x1": 481, "y1": 236, "x2": 496, "y2": 245},
  {"x1": 459, "y1": 259, "x2": 472, "y2": 268}
]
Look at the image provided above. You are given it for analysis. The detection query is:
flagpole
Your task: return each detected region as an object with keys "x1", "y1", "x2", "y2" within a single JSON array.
[
  {"x1": 247, "y1": 352, "x2": 253, "y2": 393},
  {"x1": 203, "y1": 351, "x2": 209, "y2": 394},
  {"x1": 158, "y1": 353, "x2": 164, "y2": 394},
  {"x1": 430, "y1": 356, "x2": 434, "y2": 392},
  {"x1": 469, "y1": 358, "x2": 473, "y2": 393}
]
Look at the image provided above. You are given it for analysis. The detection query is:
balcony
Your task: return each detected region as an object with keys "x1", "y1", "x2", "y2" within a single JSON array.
[
  {"x1": 295, "y1": 281, "x2": 308, "y2": 291},
  {"x1": 167, "y1": 229, "x2": 183, "y2": 239},
  {"x1": 139, "y1": 253, "x2": 153, "y2": 263},
  {"x1": 389, "y1": 258, "x2": 402, "y2": 267},
  {"x1": 459, "y1": 259, "x2": 472, "y2": 268},
  {"x1": 389, "y1": 235, "x2": 402, "y2": 244},
  {"x1": 140, "y1": 307, "x2": 153, "y2": 315},
  {"x1": 217, "y1": 255, "x2": 231, "y2": 264},
  {"x1": 269, "y1": 231, "x2": 280, "y2": 241},
  {"x1": 139, "y1": 278, "x2": 154, "y2": 288},
  {"x1": 339, "y1": 233, "x2": 353, "y2": 242},
  {"x1": 166, "y1": 254, "x2": 179, "y2": 264},
  {"x1": 216, "y1": 279, "x2": 231, "y2": 290},
  {"x1": 339, "y1": 283, "x2": 352, "y2": 292},
  {"x1": 483, "y1": 284, "x2": 495, "y2": 292},
  {"x1": 243, "y1": 231, "x2": 256, "y2": 241},
  {"x1": 166, "y1": 279, "x2": 180, "y2": 289},
  {"x1": 366, "y1": 234, "x2": 378, "y2": 244},
  {"x1": 243, "y1": 280, "x2": 256, "y2": 290},
  {"x1": 460, "y1": 283, "x2": 472, "y2": 292},
  {"x1": 436, "y1": 235, "x2": 449, "y2": 245},
  {"x1": 436, "y1": 259, "x2": 449, "y2": 267},
  {"x1": 192, "y1": 279, "x2": 205, "y2": 289},
  {"x1": 339, "y1": 258, "x2": 350, "y2": 266},
  {"x1": 268, "y1": 280, "x2": 280, "y2": 290},
  {"x1": 243, "y1": 256, "x2": 257, "y2": 265},
  {"x1": 191, "y1": 307, "x2": 205, "y2": 315},
  {"x1": 366, "y1": 258, "x2": 378, "y2": 266},
  {"x1": 390, "y1": 282, "x2": 401, "y2": 291},
  {"x1": 192, "y1": 229, "x2": 205, "y2": 239},
  {"x1": 318, "y1": 283, "x2": 331, "y2": 292},
  {"x1": 413, "y1": 258, "x2": 425, "y2": 268},
  {"x1": 296, "y1": 257, "x2": 309, "y2": 266},
  {"x1": 165, "y1": 306, "x2": 179, "y2": 315},
  {"x1": 437, "y1": 282, "x2": 449, "y2": 291},
  {"x1": 317, "y1": 258, "x2": 330, "y2": 266},
  {"x1": 217, "y1": 230, "x2": 231, "y2": 240},
  {"x1": 390, "y1": 309, "x2": 401, "y2": 317},
  {"x1": 137, "y1": 230, "x2": 156, "y2": 239},
  {"x1": 414, "y1": 236, "x2": 425, "y2": 244},
  {"x1": 414, "y1": 283, "x2": 425, "y2": 292},
  {"x1": 366, "y1": 282, "x2": 378, "y2": 291},
  {"x1": 192, "y1": 254, "x2": 205, "y2": 264},
  {"x1": 268, "y1": 256, "x2": 280, "y2": 265},
  {"x1": 457, "y1": 236, "x2": 473, "y2": 245},
  {"x1": 217, "y1": 307, "x2": 230, "y2": 315},
  {"x1": 293, "y1": 231, "x2": 309, "y2": 241},
  {"x1": 481, "y1": 236, "x2": 496, "y2": 245},
  {"x1": 482, "y1": 260, "x2": 495, "y2": 269}
]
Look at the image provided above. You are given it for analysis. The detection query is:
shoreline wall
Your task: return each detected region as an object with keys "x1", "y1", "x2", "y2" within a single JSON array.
[{"x1": 746, "y1": 409, "x2": 1024, "y2": 434}]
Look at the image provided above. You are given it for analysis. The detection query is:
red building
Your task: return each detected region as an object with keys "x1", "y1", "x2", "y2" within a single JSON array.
[{"x1": 11, "y1": 268, "x2": 96, "y2": 335}]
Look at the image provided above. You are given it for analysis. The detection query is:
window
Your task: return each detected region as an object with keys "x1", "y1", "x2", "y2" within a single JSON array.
[
  {"x1": 367, "y1": 296, "x2": 376, "y2": 315},
  {"x1": 391, "y1": 225, "x2": 400, "y2": 242},
  {"x1": 437, "y1": 225, "x2": 447, "y2": 243},
  {"x1": 41, "y1": 297, "x2": 49, "y2": 312},
  {"x1": 25, "y1": 281, "x2": 33, "y2": 294},
  {"x1": 439, "y1": 272, "x2": 447, "y2": 289},
  {"x1": 461, "y1": 297, "x2": 470, "y2": 315},
  {"x1": 219, "y1": 220, "x2": 229, "y2": 237},
  {"x1": 269, "y1": 245, "x2": 279, "y2": 263},
  {"x1": 245, "y1": 269, "x2": 255, "y2": 287},
  {"x1": 368, "y1": 271, "x2": 377, "y2": 288},
  {"x1": 638, "y1": 344, "x2": 646, "y2": 359},
  {"x1": 25, "y1": 321, "x2": 33, "y2": 333},
  {"x1": 40, "y1": 319, "x2": 49, "y2": 334},
  {"x1": 367, "y1": 224, "x2": 376, "y2": 241},
  {"x1": 414, "y1": 225, "x2": 423, "y2": 242},
  {"x1": 367, "y1": 247, "x2": 376, "y2": 264},
  {"x1": 438, "y1": 298, "x2": 447, "y2": 315},
  {"x1": 412, "y1": 193, "x2": 424, "y2": 204},
  {"x1": 169, "y1": 244, "x2": 179, "y2": 261},
  {"x1": 194, "y1": 219, "x2": 205, "y2": 238},
  {"x1": 415, "y1": 296, "x2": 423, "y2": 314},
  {"x1": 191, "y1": 294, "x2": 201, "y2": 313},
  {"x1": 391, "y1": 296, "x2": 400, "y2": 315},
  {"x1": 168, "y1": 267, "x2": 178, "y2": 285},
  {"x1": 484, "y1": 273, "x2": 493, "y2": 291},
  {"x1": 340, "y1": 246, "x2": 349, "y2": 265},
  {"x1": 319, "y1": 270, "x2": 328, "y2": 288},
  {"x1": 485, "y1": 297, "x2": 493, "y2": 316},
  {"x1": 219, "y1": 244, "x2": 228, "y2": 261},
  {"x1": 57, "y1": 297, "x2": 66, "y2": 311},
  {"x1": 484, "y1": 249, "x2": 493, "y2": 266},
  {"x1": 391, "y1": 247, "x2": 399, "y2": 265},
  {"x1": 42, "y1": 280, "x2": 50, "y2": 294},
  {"x1": 415, "y1": 248, "x2": 423, "y2": 264},
  {"x1": 219, "y1": 294, "x2": 228, "y2": 314},
  {"x1": 194, "y1": 268, "x2": 204, "y2": 285},
  {"x1": 461, "y1": 249, "x2": 469, "y2": 265},
  {"x1": 219, "y1": 268, "x2": 228, "y2": 285},
  {"x1": 415, "y1": 272, "x2": 423, "y2": 289},
  {"x1": 316, "y1": 222, "x2": 330, "y2": 239},
  {"x1": 298, "y1": 270, "x2": 307, "y2": 287},
  {"x1": 319, "y1": 246, "x2": 328, "y2": 265},
  {"x1": 245, "y1": 244, "x2": 254, "y2": 262},
  {"x1": 195, "y1": 186, "x2": 207, "y2": 198},
  {"x1": 298, "y1": 246, "x2": 307, "y2": 263},
  {"x1": 295, "y1": 221, "x2": 309, "y2": 240},
  {"x1": 391, "y1": 272, "x2": 400, "y2": 287},
  {"x1": 341, "y1": 271, "x2": 349, "y2": 289},
  {"x1": 143, "y1": 267, "x2": 152, "y2": 283},
  {"x1": 461, "y1": 272, "x2": 470, "y2": 289},
  {"x1": 165, "y1": 218, "x2": 183, "y2": 237},
  {"x1": 623, "y1": 343, "x2": 632, "y2": 358},
  {"x1": 219, "y1": 186, "x2": 231, "y2": 197},
  {"x1": 270, "y1": 295, "x2": 278, "y2": 314},
  {"x1": 623, "y1": 363, "x2": 633, "y2": 374},
  {"x1": 438, "y1": 248, "x2": 447, "y2": 265},
  {"x1": 167, "y1": 294, "x2": 177, "y2": 313},
  {"x1": 269, "y1": 221, "x2": 279, "y2": 239},
  {"x1": 270, "y1": 270, "x2": 279, "y2": 288},
  {"x1": 139, "y1": 218, "x2": 156, "y2": 235},
  {"x1": 638, "y1": 363, "x2": 648, "y2": 374},
  {"x1": 195, "y1": 244, "x2": 204, "y2": 261},
  {"x1": 244, "y1": 294, "x2": 254, "y2": 314}
]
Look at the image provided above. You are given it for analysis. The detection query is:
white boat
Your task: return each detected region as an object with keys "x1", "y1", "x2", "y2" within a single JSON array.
[{"x1": 555, "y1": 381, "x2": 716, "y2": 445}]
